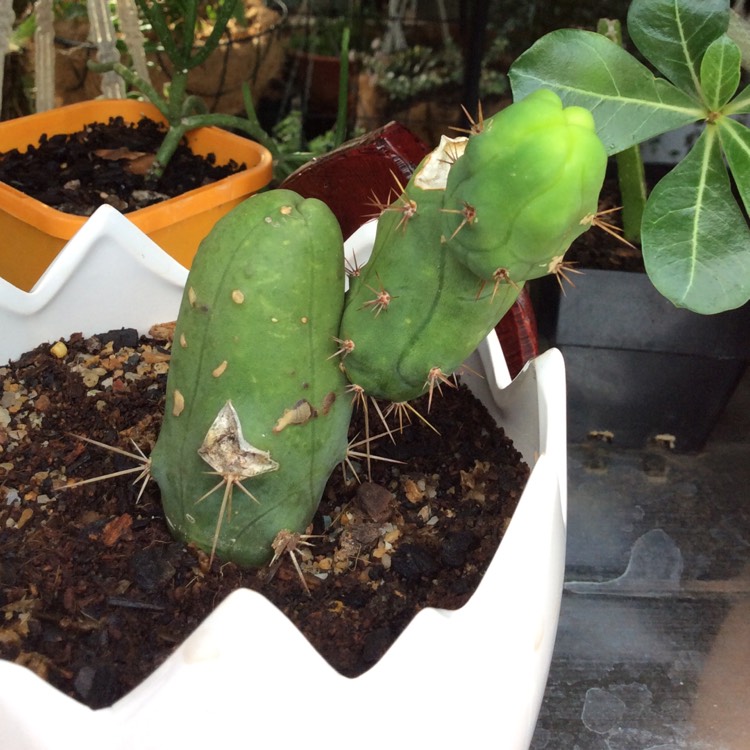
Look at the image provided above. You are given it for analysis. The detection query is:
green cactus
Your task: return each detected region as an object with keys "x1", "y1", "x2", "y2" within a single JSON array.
[
  {"x1": 150, "y1": 189, "x2": 352, "y2": 567},
  {"x1": 338, "y1": 90, "x2": 606, "y2": 405},
  {"x1": 147, "y1": 91, "x2": 608, "y2": 569},
  {"x1": 338, "y1": 141, "x2": 522, "y2": 403},
  {"x1": 442, "y1": 89, "x2": 607, "y2": 284}
]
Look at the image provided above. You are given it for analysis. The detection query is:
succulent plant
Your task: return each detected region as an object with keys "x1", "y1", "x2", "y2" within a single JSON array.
[
  {"x1": 150, "y1": 91, "x2": 606, "y2": 569},
  {"x1": 338, "y1": 90, "x2": 606, "y2": 404},
  {"x1": 150, "y1": 189, "x2": 352, "y2": 567},
  {"x1": 338, "y1": 140, "x2": 522, "y2": 404}
]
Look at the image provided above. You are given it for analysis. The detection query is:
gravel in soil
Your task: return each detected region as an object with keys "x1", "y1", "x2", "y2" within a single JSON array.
[
  {"x1": 0, "y1": 327, "x2": 527, "y2": 709},
  {"x1": 0, "y1": 116, "x2": 246, "y2": 216}
]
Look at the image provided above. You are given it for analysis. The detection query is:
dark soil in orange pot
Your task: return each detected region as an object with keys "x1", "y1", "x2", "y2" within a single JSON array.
[
  {"x1": 0, "y1": 116, "x2": 245, "y2": 216},
  {"x1": 0, "y1": 100, "x2": 272, "y2": 292}
]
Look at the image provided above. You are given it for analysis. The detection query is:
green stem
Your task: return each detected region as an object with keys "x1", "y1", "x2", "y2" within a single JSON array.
[
  {"x1": 182, "y1": 112, "x2": 279, "y2": 144},
  {"x1": 189, "y1": 0, "x2": 240, "y2": 69},
  {"x1": 334, "y1": 27, "x2": 351, "y2": 148},
  {"x1": 597, "y1": 18, "x2": 647, "y2": 244},
  {"x1": 180, "y1": 94, "x2": 209, "y2": 119},
  {"x1": 151, "y1": 122, "x2": 190, "y2": 180},
  {"x1": 615, "y1": 146, "x2": 647, "y2": 244},
  {"x1": 88, "y1": 60, "x2": 170, "y2": 119},
  {"x1": 135, "y1": 0, "x2": 182, "y2": 67},
  {"x1": 241, "y1": 83, "x2": 282, "y2": 161},
  {"x1": 181, "y1": 0, "x2": 200, "y2": 63},
  {"x1": 165, "y1": 69, "x2": 190, "y2": 122}
]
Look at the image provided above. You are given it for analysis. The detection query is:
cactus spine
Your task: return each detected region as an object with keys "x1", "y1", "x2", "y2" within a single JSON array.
[{"x1": 150, "y1": 190, "x2": 352, "y2": 567}]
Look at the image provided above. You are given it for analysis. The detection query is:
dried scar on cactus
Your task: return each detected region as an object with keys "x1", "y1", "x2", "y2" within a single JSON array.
[
  {"x1": 416, "y1": 134, "x2": 467, "y2": 190},
  {"x1": 197, "y1": 401, "x2": 279, "y2": 562},
  {"x1": 273, "y1": 399, "x2": 316, "y2": 433},
  {"x1": 198, "y1": 400, "x2": 279, "y2": 479},
  {"x1": 272, "y1": 392, "x2": 339, "y2": 433}
]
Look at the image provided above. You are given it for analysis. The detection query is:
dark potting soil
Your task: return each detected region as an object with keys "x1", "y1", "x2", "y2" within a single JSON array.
[
  {"x1": 0, "y1": 326, "x2": 527, "y2": 709},
  {"x1": 0, "y1": 116, "x2": 246, "y2": 216}
]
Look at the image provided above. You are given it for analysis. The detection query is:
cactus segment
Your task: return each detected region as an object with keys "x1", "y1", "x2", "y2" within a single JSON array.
[
  {"x1": 150, "y1": 189, "x2": 352, "y2": 567},
  {"x1": 442, "y1": 89, "x2": 607, "y2": 282},
  {"x1": 339, "y1": 141, "x2": 523, "y2": 403}
]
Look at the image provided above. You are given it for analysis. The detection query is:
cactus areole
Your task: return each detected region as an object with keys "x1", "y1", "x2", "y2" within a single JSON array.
[{"x1": 150, "y1": 190, "x2": 352, "y2": 567}]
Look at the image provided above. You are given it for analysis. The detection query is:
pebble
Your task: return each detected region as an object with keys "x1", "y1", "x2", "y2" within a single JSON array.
[
  {"x1": 391, "y1": 543, "x2": 439, "y2": 582},
  {"x1": 49, "y1": 341, "x2": 68, "y2": 359},
  {"x1": 355, "y1": 482, "x2": 394, "y2": 522},
  {"x1": 402, "y1": 476, "x2": 424, "y2": 503},
  {"x1": 441, "y1": 531, "x2": 476, "y2": 568},
  {"x1": 130, "y1": 546, "x2": 177, "y2": 592},
  {"x1": 11, "y1": 507, "x2": 33, "y2": 530},
  {"x1": 95, "y1": 328, "x2": 139, "y2": 351},
  {"x1": 34, "y1": 394, "x2": 52, "y2": 412}
]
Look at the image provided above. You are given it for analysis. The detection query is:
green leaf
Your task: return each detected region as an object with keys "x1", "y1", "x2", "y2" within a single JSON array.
[
  {"x1": 724, "y1": 83, "x2": 750, "y2": 114},
  {"x1": 718, "y1": 116, "x2": 750, "y2": 217},
  {"x1": 700, "y1": 35, "x2": 741, "y2": 110},
  {"x1": 627, "y1": 0, "x2": 730, "y2": 97},
  {"x1": 509, "y1": 30, "x2": 704, "y2": 155},
  {"x1": 641, "y1": 126, "x2": 750, "y2": 313}
]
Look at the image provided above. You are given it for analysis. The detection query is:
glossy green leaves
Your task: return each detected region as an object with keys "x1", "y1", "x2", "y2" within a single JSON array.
[
  {"x1": 509, "y1": 29, "x2": 702, "y2": 155},
  {"x1": 642, "y1": 126, "x2": 750, "y2": 313},
  {"x1": 701, "y1": 35, "x2": 741, "y2": 110},
  {"x1": 627, "y1": 0, "x2": 729, "y2": 96},
  {"x1": 509, "y1": 0, "x2": 750, "y2": 313}
]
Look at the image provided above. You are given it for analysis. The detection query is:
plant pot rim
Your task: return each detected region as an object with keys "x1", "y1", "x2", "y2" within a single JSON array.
[{"x1": 0, "y1": 211, "x2": 567, "y2": 750}]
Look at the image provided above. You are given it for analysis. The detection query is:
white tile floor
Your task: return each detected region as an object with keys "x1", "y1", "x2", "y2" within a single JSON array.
[{"x1": 531, "y1": 368, "x2": 750, "y2": 749}]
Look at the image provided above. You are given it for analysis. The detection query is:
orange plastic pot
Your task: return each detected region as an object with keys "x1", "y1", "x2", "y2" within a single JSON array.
[{"x1": 0, "y1": 99, "x2": 273, "y2": 291}]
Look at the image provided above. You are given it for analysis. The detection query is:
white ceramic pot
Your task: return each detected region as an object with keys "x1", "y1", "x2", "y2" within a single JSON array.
[{"x1": 0, "y1": 207, "x2": 567, "y2": 750}]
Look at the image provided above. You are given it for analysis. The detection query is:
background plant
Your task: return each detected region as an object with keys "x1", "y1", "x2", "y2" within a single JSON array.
[
  {"x1": 88, "y1": 0, "x2": 350, "y2": 181},
  {"x1": 362, "y1": 29, "x2": 507, "y2": 107},
  {"x1": 509, "y1": 0, "x2": 750, "y2": 314}
]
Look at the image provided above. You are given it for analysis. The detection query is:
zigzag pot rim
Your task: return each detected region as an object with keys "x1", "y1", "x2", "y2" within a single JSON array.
[{"x1": 0, "y1": 209, "x2": 567, "y2": 750}]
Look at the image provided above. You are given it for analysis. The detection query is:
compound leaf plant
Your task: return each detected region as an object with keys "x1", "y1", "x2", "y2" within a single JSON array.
[{"x1": 509, "y1": 0, "x2": 750, "y2": 314}]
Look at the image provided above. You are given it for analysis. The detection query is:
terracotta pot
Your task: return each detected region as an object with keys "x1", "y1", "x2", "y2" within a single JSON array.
[
  {"x1": 291, "y1": 50, "x2": 361, "y2": 134},
  {"x1": 0, "y1": 208, "x2": 567, "y2": 750},
  {"x1": 0, "y1": 99, "x2": 272, "y2": 292},
  {"x1": 50, "y1": 2, "x2": 286, "y2": 113}
]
